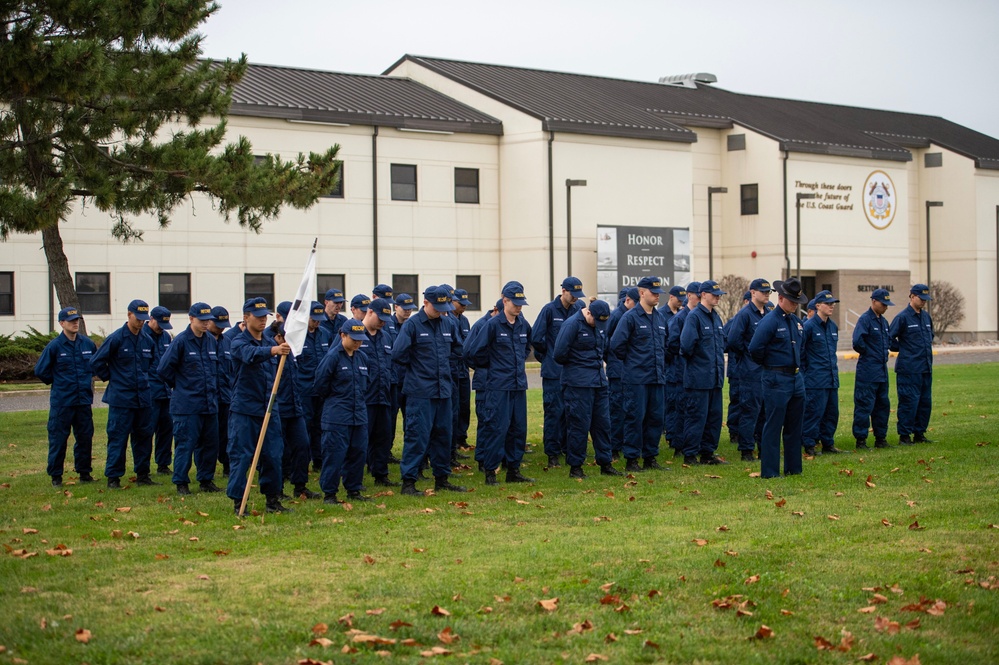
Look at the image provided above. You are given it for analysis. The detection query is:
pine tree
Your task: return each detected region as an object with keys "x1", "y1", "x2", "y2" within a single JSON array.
[{"x1": 0, "y1": 1, "x2": 341, "y2": 333}]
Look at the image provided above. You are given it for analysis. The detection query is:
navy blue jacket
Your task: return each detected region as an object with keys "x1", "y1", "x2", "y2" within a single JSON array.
[
  {"x1": 801, "y1": 315, "x2": 839, "y2": 389},
  {"x1": 144, "y1": 326, "x2": 173, "y2": 401},
  {"x1": 263, "y1": 326, "x2": 303, "y2": 418},
  {"x1": 532, "y1": 297, "x2": 583, "y2": 379},
  {"x1": 90, "y1": 323, "x2": 154, "y2": 408},
  {"x1": 853, "y1": 307, "x2": 891, "y2": 384},
  {"x1": 466, "y1": 314, "x2": 493, "y2": 390},
  {"x1": 156, "y1": 326, "x2": 219, "y2": 415},
  {"x1": 294, "y1": 327, "x2": 332, "y2": 398},
  {"x1": 359, "y1": 328, "x2": 393, "y2": 405},
  {"x1": 610, "y1": 305, "x2": 667, "y2": 385},
  {"x1": 449, "y1": 313, "x2": 471, "y2": 380},
  {"x1": 463, "y1": 312, "x2": 532, "y2": 391},
  {"x1": 213, "y1": 331, "x2": 234, "y2": 405},
  {"x1": 749, "y1": 307, "x2": 804, "y2": 370},
  {"x1": 553, "y1": 311, "x2": 608, "y2": 388},
  {"x1": 889, "y1": 305, "x2": 933, "y2": 374},
  {"x1": 315, "y1": 346, "x2": 368, "y2": 427},
  {"x1": 392, "y1": 309, "x2": 460, "y2": 399},
  {"x1": 725, "y1": 303, "x2": 766, "y2": 381},
  {"x1": 319, "y1": 312, "x2": 348, "y2": 340},
  {"x1": 666, "y1": 306, "x2": 693, "y2": 384},
  {"x1": 34, "y1": 332, "x2": 97, "y2": 408},
  {"x1": 604, "y1": 303, "x2": 628, "y2": 380},
  {"x1": 679, "y1": 304, "x2": 726, "y2": 390},
  {"x1": 229, "y1": 329, "x2": 278, "y2": 416}
]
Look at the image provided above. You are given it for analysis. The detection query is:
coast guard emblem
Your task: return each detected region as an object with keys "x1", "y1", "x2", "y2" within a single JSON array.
[{"x1": 863, "y1": 170, "x2": 896, "y2": 230}]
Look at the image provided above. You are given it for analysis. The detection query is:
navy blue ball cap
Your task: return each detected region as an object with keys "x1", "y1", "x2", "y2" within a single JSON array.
[
  {"x1": 742, "y1": 291, "x2": 752, "y2": 302},
  {"x1": 58, "y1": 306, "x2": 82, "y2": 322},
  {"x1": 395, "y1": 293, "x2": 418, "y2": 311},
  {"x1": 501, "y1": 282, "x2": 528, "y2": 306},
  {"x1": 871, "y1": 288, "x2": 895, "y2": 306},
  {"x1": 341, "y1": 318, "x2": 367, "y2": 340},
  {"x1": 275, "y1": 301, "x2": 292, "y2": 319},
  {"x1": 210, "y1": 306, "x2": 231, "y2": 328},
  {"x1": 372, "y1": 283, "x2": 393, "y2": 299},
  {"x1": 189, "y1": 302, "x2": 213, "y2": 321},
  {"x1": 426, "y1": 286, "x2": 455, "y2": 312},
  {"x1": 686, "y1": 281, "x2": 701, "y2": 295},
  {"x1": 637, "y1": 276, "x2": 664, "y2": 294},
  {"x1": 324, "y1": 288, "x2": 345, "y2": 303},
  {"x1": 309, "y1": 301, "x2": 326, "y2": 321},
  {"x1": 453, "y1": 289, "x2": 473, "y2": 307},
  {"x1": 910, "y1": 284, "x2": 932, "y2": 300},
  {"x1": 617, "y1": 287, "x2": 628, "y2": 301},
  {"x1": 749, "y1": 278, "x2": 773, "y2": 293},
  {"x1": 243, "y1": 297, "x2": 271, "y2": 316},
  {"x1": 494, "y1": 298, "x2": 504, "y2": 311},
  {"x1": 561, "y1": 276, "x2": 586, "y2": 298},
  {"x1": 698, "y1": 280, "x2": 727, "y2": 296},
  {"x1": 588, "y1": 299, "x2": 611, "y2": 322},
  {"x1": 369, "y1": 297, "x2": 395, "y2": 322},
  {"x1": 806, "y1": 298, "x2": 817, "y2": 311},
  {"x1": 128, "y1": 299, "x2": 151, "y2": 320},
  {"x1": 150, "y1": 306, "x2": 173, "y2": 329},
  {"x1": 668, "y1": 285, "x2": 686, "y2": 298},
  {"x1": 350, "y1": 294, "x2": 371, "y2": 312},
  {"x1": 813, "y1": 290, "x2": 839, "y2": 305},
  {"x1": 626, "y1": 287, "x2": 640, "y2": 303}
]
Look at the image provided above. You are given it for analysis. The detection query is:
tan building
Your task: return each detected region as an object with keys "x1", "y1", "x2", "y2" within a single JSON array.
[{"x1": 2, "y1": 57, "x2": 997, "y2": 341}]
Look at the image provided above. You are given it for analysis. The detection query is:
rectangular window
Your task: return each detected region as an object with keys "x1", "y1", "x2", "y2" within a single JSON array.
[
  {"x1": 924, "y1": 152, "x2": 942, "y2": 168},
  {"x1": 322, "y1": 163, "x2": 344, "y2": 198},
  {"x1": 76, "y1": 272, "x2": 111, "y2": 315},
  {"x1": 391, "y1": 164, "x2": 417, "y2": 201},
  {"x1": 392, "y1": 274, "x2": 420, "y2": 300},
  {"x1": 0, "y1": 272, "x2": 13, "y2": 315},
  {"x1": 317, "y1": 273, "x2": 345, "y2": 303},
  {"x1": 741, "y1": 184, "x2": 759, "y2": 216},
  {"x1": 244, "y1": 273, "x2": 274, "y2": 307},
  {"x1": 454, "y1": 167, "x2": 480, "y2": 204},
  {"x1": 158, "y1": 273, "x2": 191, "y2": 314},
  {"x1": 456, "y1": 275, "x2": 481, "y2": 311},
  {"x1": 727, "y1": 134, "x2": 746, "y2": 151}
]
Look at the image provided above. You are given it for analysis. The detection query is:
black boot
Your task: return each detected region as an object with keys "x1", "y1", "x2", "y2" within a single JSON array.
[
  {"x1": 505, "y1": 469, "x2": 534, "y2": 483},
  {"x1": 874, "y1": 439, "x2": 890, "y2": 449},
  {"x1": 79, "y1": 472, "x2": 94, "y2": 482},
  {"x1": 914, "y1": 433, "x2": 934, "y2": 443},
  {"x1": 294, "y1": 484, "x2": 322, "y2": 499},
  {"x1": 673, "y1": 448, "x2": 684, "y2": 459},
  {"x1": 200, "y1": 481, "x2": 223, "y2": 493},
  {"x1": 176, "y1": 483, "x2": 191, "y2": 495},
  {"x1": 373, "y1": 475, "x2": 399, "y2": 487},
  {"x1": 233, "y1": 499, "x2": 245, "y2": 517},
  {"x1": 107, "y1": 477, "x2": 121, "y2": 489},
  {"x1": 547, "y1": 455, "x2": 561, "y2": 468},
  {"x1": 434, "y1": 476, "x2": 468, "y2": 492},
  {"x1": 156, "y1": 465, "x2": 171, "y2": 475},
  {"x1": 569, "y1": 466, "x2": 586, "y2": 479},
  {"x1": 265, "y1": 496, "x2": 292, "y2": 513},
  {"x1": 740, "y1": 451, "x2": 756, "y2": 462},
  {"x1": 136, "y1": 474, "x2": 159, "y2": 486},
  {"x1": 51, "y1": 476, "x2": 63, "y2": 487},
  {"x1": 400, "y1": 480, "x2": 422, "y2": 496},
  {"x1": 346, "y1": 490, "x2": 372, "y2": 502},
  {"x1": 683, "y1": 455, "x2": 699, "y2": 465},
  {"x1": 700, "y1": 454, "x2": 728, "y2": 465},
  {"x1": 643, "y1": 456, "x2": 664, "y2": 471},
  {"x1": 898, "y1": 434, "x2": 914, "y2": 446},
  {"x1": 485, "y1": 471, "x2": 498, "y2": 486},
  {"x1": 624, "y1": 458, "x2": 643, "y2": 473},
  {"x1": 804, "y1": 446, "x2": 818, "y2": 456},
  {"x1": 387, "y1": 455, "x2": 402, "y2": 464},
  {"x1": 856, "y1": 439, "x2": 870, "y2": 450},
  {"x1": 323, "y1": 494, "x2": 341, "y2": 505},
  {"x1": 821, "y1": 445, "x2": 845, "y2": 454},
  {"x1": 600, "y1": 463, "x2": 623, "y2": 476}
]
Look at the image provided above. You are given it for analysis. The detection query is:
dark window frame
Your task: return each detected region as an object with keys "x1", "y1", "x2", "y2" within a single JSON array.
[
  {"x1": 244, "y1": 273, "x2": 275, "y2": 307},
  {"x1": 454, "y1": 167, "x2": 480, "y2": 204},
  {"x1": 0, "y1": 271, "x2": 13, "y2": 316},
  {"x1": 76, "y1": 272, "x2": 111, "y2": 315},
  {"x1": 390, "y1": 163, "x2": 417, "y2": 201},
  {"x1": 741, "y1": 183, "x2": 759, "y2": 216},
  {"x1": 322, "y1": 163, "x2": 344, "y2": 198},
  {"x1": 317, "y1": 274, "x2": 345, "y2": 303},
  {"x1": 158, "y1": 273, "x2": 191, "y2": 314},
  {"x1": 456, "y1": 275, "x2": 481, "y2": 312},
  {"x1": 392, "y1": 274, "x2": 420, "y2": 301}
]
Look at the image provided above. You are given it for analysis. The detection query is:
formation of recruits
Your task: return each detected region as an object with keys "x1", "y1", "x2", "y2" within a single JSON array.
[{"x1": 35, "y1": 275, "x2": 936, "y2": 510}]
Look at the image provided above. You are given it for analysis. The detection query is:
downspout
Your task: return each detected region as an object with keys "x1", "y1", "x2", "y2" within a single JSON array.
[
  {"x1": 48, "y1": 268, "x2": 54, "y2": 332},
  {"x1": 372, "y1": 126, "x2": 379, "y2": 282},
  {"x1": 548, "y1": 131, "x2": 555, "y2": 297},
  {"x1": 782, "y1": 150, "x2": 790, "y2": 279}
]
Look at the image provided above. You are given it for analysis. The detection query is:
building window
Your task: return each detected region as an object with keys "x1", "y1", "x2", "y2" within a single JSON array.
[
  {"x1": 392, "y1": 274, "x2": 419, "y2": 300},
  {"x1": 317, "y1": 273, "x2": 345, "y2": 302},
  {"x1": 0, "y1": 272, "x2": 12, "y2": 316},
  {"x1": 158, "y1": 273, "x2": 191, "y2": 314},
  {"x1": 924, "y1": 153, "x2": 943, "y2": 168},
  {"x1": 454, "y1": 168, "x2": 480, "y2": 204},
  {"x1": 391, "y1": 164, "x2": 417, "y2": 201},
  {"x1": 322, "y1": 163, "x2": 344, "y2": 198},
  {"x1": 76, "y1": 272, "x2": 111, "y2": 315},
  {"x1": 244, "y1": 273, "x2": 274, "y2": 306},
  {"x1": 456, "y1": 275, "x2": 481, "y2": 311},
  {"x1": 727, "y1": 134, "x2": 746, "y2": 151},
  {"x1": 740, "y1": 184, "x2": 759, "y2": 216}
]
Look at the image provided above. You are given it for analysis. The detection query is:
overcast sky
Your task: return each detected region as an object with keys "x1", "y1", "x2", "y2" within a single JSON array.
[{"x1": 200, "y1": 0, "x2": 999, "y2": 141}]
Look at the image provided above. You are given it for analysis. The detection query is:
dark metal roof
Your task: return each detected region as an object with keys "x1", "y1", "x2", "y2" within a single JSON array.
[
  {"x1": 390, "y1": 55, "x2": 999, "y2": 168},
  {"x1": 225, "y1": 62, "x2": 503, "y2": 135}
]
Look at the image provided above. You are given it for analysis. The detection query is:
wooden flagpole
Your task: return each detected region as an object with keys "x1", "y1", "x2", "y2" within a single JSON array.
[{"x1": 238, "y1": 354, "x2": 287, "y2": 517}]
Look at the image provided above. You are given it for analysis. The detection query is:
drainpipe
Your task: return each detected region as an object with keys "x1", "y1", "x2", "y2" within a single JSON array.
[
  {"x1": 548, "y1": 131, "x2": 555, "y2": 297},
  {"x1": 372, "y1": 126, "x2": 379, "y2": 283},
  {"x1": 782, "y1": 150, "x2": 790, "y2": 279},
  {"x1": 48, "y1": 268, "x2": 55, "y2": 332}
]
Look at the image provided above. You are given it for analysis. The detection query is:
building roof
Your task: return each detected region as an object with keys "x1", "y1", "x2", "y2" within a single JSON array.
[
  {"x1": 225, "y1": 62, "x2": 503, "y2": 135},
  {"x1": 389, "y1": 55, "x2": 999, "y2": 168}
]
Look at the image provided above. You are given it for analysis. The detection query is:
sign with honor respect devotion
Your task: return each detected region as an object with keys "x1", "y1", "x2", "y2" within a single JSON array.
[{"x1": 596, "y1": 225, "x2": 690, "y2": 302}]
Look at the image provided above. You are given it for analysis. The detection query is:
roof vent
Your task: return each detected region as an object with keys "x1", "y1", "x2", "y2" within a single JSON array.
[{"x1": 658, "y1": 73, "x2": 717, "y2": 88}]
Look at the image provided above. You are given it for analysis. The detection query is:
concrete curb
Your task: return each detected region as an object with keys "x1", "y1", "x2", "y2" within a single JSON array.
[{"x1": 836, "y1": 345, "x2": 999, "y2": 360}]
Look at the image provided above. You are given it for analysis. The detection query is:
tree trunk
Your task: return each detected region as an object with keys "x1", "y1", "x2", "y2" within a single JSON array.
[{"x1": 41, "y1": 224, "x2": 87, "y2": 337}]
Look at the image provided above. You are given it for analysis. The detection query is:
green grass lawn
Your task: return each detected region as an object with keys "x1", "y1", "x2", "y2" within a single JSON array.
[{"x1": 1, "y1": 364, "x2": 997, "y2": 664}]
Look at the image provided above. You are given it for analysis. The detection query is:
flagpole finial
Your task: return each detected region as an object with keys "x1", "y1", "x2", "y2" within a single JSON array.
[{"x1": 312, "y1": 237, "x2": 318, "y2": 250}]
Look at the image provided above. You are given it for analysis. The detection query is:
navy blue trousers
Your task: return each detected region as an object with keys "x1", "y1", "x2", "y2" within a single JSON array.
[
  {"x1": 474, "y1": 391, "x2": 488, "y2": 466},
  {"x1": 171, "y1": 413, "x2": 219, "y2": 485},
  {"x1": 542, "y1": 377, "x2": 568, "y2": 457},
  {"x1": 104, "y1": 405, "x2": 153, "y2": 479},
  {"x1": 226, "y1": 411, "x2": 283, "y2": 501},
  {"x1": 366, "y1": 403, "x2": 394, "y2": 478},
  {"x1": 47, "y1": 405, "x2": 94, "y2": 478},
  {"x1": 727, "y1": 377, "x2": 741, "y2": 442},
  {"x1": 622, "y1": 383, "x2": 664, "y2": 461},
  {"x1": 401, "y1": 397, "x2": 452, "y2": 481},
  {"x1": 734, "y1": 376, "x2": 763, "y2": 452},
  {"x1": 217, "y1": 401, "x2": 230, "y2": 474},
  {"x1": 803, "y1": 387, "x2": 839, "y2": 448},
  {"x1": 476, "y1": 390, "x2": 527, "y2": 474},
  {"x1": 682, "y1": 388, "x2": 722, "y2": 459},
  {"x1": 452, "y1": 374, "x2": 471, "y2": 448},
  {"x1": 563, "y1": 385, "x2": 613, "y2": 468},
  {"x1": 301, "y1": 394, "x2": 324, "y2": 466},
  {"x1": 852, "y1": 381, "x2": 890, "y2": 441},
  {"x1": 278, "y1": 412, "x2": 309, "y2": 486},
  {"x1": 664, "y1": 380, "x2": 683, "y2": 448},
  {"x1": 151, "y1": 398, "x2": 174, "y2": 468},
  {"x1": 320, "y1": 425, "x2": 367, "y2": 495},
  {"x1": 896, "y1": 372, "x2": 932, "y2": 436},
  {"x1": 760, "y1": 371, "x2": 804, "y2": 479},
  {"x1": 608, "y1": 378, "x2": 625, "y2": 454}
]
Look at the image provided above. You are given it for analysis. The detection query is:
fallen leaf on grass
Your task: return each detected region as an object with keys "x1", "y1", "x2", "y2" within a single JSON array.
[
  {"x1": 352, "y1": 633, "x2": 396, "y2": 645},
  {"x1": 593, "y1": 516, "x2": 611, "y2": 522},
  {"x1": 909, "y1": 521, "x2": 925, "y2": 530},
  {"x1": 338, "y1": 613, "x2": 354, "y2": 627},
  {"x1": 604, "y1": 633, "x2": 618, "y2": 643},
  {"x1": 366, "y1": 608, "x2": 386, "y2": 615},
  {"x1": 599, "y1": 582, "x2": 615, "y2": 592},
  {"x1": 874, "y1": 616, "x2": 901, "y2": 634},
  {"x1": 312, "y1": 623, "x2": 328, "y2": 636},
  {"x1": 774, "y1": 498, "x2": 786, "y2": 508},
  {"x1": 765, "y1": 490, "x2": 774, "y2": 500},
  {"x1": 389, "y1": 620, "x2": 413, "y2": 630},
  {"x1": 115, "y1": 507, "x2": 131, "y2": 513},
  {"x1": 714, "y1": 559, "x2": 726, "y2": 568},
  {"x1": 494, "y1": 594, "x2": 511, "y2": 603},
  {"x1": 692, "y1": 539, "x2": 708, "y2": 546},
  {"x1": 780, "y1": 609, "x2": 794, "y2": 616},
  {"x1": 858, "y1": 606, "x2": 877, "y2": 614},
  {"x1": 437, "y1": 627, "x2": 460, "y2": 644},
  {"x1": 623, "y1": 629, "x2": 643, "y2": 635},
  {"x1": 866, "y1": 475, "x2": 876, "y2": 488},
  {"x1": 363, "y1": 555, "x2": 376, "y2": 565},
  {"x1": 154, "y1": 553, "x2": 170, "y2": 560},
  {"x1": 22, "y1": 528, "x2": 38, "y2": 535},
  {"x1": 751, "y1": 625, "x2": 774, "y2": 639},
  {"x1": 644, "y1": 640, "x2": 660, "y2": 649},
  {"x1": 857, "y1": 654, "x2": 878, "y2": 662},
  {"x1": 478, "y1": 606, "x2": 493, "y2": 614},
  {"x1": 431, "y1": 605, "x2": 451, "y2": 616},
  {"x1": 599, "y1": 594, "x2": 620, "y2": 605},
  {"x1": 744, "y1": 575, "x2": 760, "y2": 585},
  {"x1": 75, "y1": 628, "x2": 92, "y2": 643},
  {"x1": 584, "y1": 654, "x2": 609, "y2": 662},
  {"x1": 886, "y1": 655, "x2": 921, "y2": 665},
  {"x1": 705, "y1": 474, "x2": 722, "y2": 479},
  {"x1": 828, "y1": 515, "x2": 840, "y2": 520},
  {"x1": 881, "y1": 519, "x2": 892, "y2": 528},
  {"x1": 567, "y1": 620, "x2": 594, "y2": 635},
  {"x1": 815, "y1": 635, "x2": 835, "y2": 651},
  {"x1": 309, "y1": 637, "x2": 334, "y2": 648},
  {"x1": 716, "y1": 525, "x2": 729, "y2": 532},
  {"x1": 420, "y1": 646, "x2": 452, "y2": 657},
  {"x1": 870, "y1": 593, "x2": 889, "y2": 604},
  {"x1": 46, "y1": 544, "x2": 72, "y2": 557},
  {"x1": 725, "y1": 550, "x2": 739, "y2": 556},
  {"x1": 792, "y1": 511, "x2": 805, "y2": 517},
  {"x1": 613, "y1": 604, "x2": 630, "y2": 613}
]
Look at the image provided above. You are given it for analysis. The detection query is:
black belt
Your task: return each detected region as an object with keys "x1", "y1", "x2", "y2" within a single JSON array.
[{"x1": 764, "y1": 365, "x2": 798, "y2": 374}]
